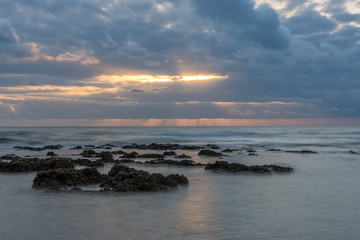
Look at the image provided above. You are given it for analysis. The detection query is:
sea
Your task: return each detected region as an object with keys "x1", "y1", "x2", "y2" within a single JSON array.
[{"x1": 0, "y1": 126, "x2": 360, "y2": 240}]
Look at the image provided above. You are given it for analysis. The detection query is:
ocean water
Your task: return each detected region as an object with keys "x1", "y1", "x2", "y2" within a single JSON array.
[{"x1": 0, "y1": 126, "x2": 360, "y2": 240}]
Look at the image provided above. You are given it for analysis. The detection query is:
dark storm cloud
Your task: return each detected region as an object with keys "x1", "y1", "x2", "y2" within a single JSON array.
[
  {"x1": 285, "y1": 10, "x2": 336, "y2": 35},
  {"x1": 0, "y1": 0, "x2": 359, "y2": 121}
]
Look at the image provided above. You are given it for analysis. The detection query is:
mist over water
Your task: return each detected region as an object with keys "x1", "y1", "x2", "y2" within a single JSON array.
[{"x1": 1, "y1": 126, "x2": 360, "y2": 240}]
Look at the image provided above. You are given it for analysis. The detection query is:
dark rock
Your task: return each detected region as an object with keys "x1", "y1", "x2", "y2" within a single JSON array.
[
  {"x1": 144, "y1": 159, "x2": 205, "y2": 166},
  {"x1": 122, "y1": 143, "x2": 202, "y2": 150},
  {"x1": 0, "y1": 154, "x2": 18, "y2": 160},
  {"x1": 100, "y1": 165, "x2": 188, "y2": 192},
  {"x1": 221, "y1": 148, "x2": 233, "y2": 153},
  {"x1": 111, "y1": 150, "x2": 126, "y2": 155},
  {"x1": 120, "y1": 151, "x2": 139, "y2": 158},
  {"x1": 44, "y1": 145, "x2": 63, "y2": 150},
  {"x1": 266, "y1": 149, "x2": 282, "y2": 152},
  {"x1": 98, "y1": 151, "x2": 114, "y2": 162},
  {"x1": 175, "y1": 154, "x2": 192, "y2": 159},
  {"x1": 198, "y1": 149, "x2": 223, "y2": 157},
  {"x1": 0, "y1": 157, "x2": 75, "y2": 172},
  {"x1": 285, "y1": 150, "x2": 318, "y2": 154},
  {"x1": 73, "y1": 159, "x2": 104, "y2": 167},
  {"x1": 84, "y1": 145, "x2": 96, "y2": 148},
  {"x1": 33, "y1": 167, "x2": 102, "y2": 189},
  {"x1": 205, "y1": 161, "x2": 293, "y2": 174},
  {"x1": 348, "y1": 150, "x2": 358, "y2": 154},
  {"x1": 206, "y1": 144, "x2": 220, "y2": 149},
  {"x1": 247, "y1": 150, "x2": 257, "y2": 153},
  {"x1": 81, "y1": 150, "x2": 97, "y2": 157},
  {"x1": 163, "y1": 151, "x2": 177, "y2": 156},
  {"x1": 71, "y1": 146, "x2": 83, "y2": 150},
  {"x1": 248, "y1": 153, "x2": 258, "y2": 156},
  {"x1": 46, "y1": 151, "x2": 57, "y2": 157},
  {"x1": 138, "y1": 153, "x2": 164, "y2": 158}
]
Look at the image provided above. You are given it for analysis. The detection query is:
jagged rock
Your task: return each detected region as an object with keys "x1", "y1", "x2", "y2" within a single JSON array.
[
  {"x1": 13, "y1": 145, "x2": 63, "y2": 151},
  {"x1": 143, "y1": 159, "x2": 205, "y2": 166},
  {"x1": 205, "y1": 161, "x2": 293, "y2": 173},
  {"x1": 100, "y1": 164, "x2": 188, "y2": 192},
  {"x1": 32, "y1": 167, "x2": 102, "y2": 189},
  {"x1": 198, "y1": 149, "x2": 223, "y2": 157},
  {"x1": 0, "y1": 157, "x2": 74, "y2": 172},
  {"x1": 163, "y1": 151, "x2": 177, "y2": 156},
  {"x1": 81, "y1": 150, "x2": 97, "y2": 157},
  {"x1": 266, "y1": 149, "x2": 282, "y2": 152},
  {"x1": 120, "y1": 151, "x2": 139, "y2": 158},
  {"x1": 138, "y1": 153, "x2": 164, "y2": 158},
  {"x1": 285, "y1": 150, "x2": 318, "y2": 154},
  {"x1": 221, "y1": 148, "x2": 233, "y2": 153},
  {"x1": 122, "y1": 143, "x2": 202, "y2": 150},
  {"x1": 46, "y1": 151, "x2": 57, "y2": 157},
  {"x1": 175, "y1": 154, "x2": 192, "y2": 159},
  {"x1": 98, "y1": 151, "x2": 114, "y2": 162},
  {"x1": 73, "y1": 159, "x2": 104, "y2": 167},
  {"x1": 71, "y1": 146, "x2": 83, "y2": 150}
]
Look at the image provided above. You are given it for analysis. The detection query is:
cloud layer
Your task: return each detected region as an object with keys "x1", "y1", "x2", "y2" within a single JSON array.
[{"x1": 0, "y1": 0, "x2": 359, "y2": 124}]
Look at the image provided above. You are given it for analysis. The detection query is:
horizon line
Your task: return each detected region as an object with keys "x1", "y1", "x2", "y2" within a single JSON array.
[{"x1": 0, "y1": 118, "x2": 359, "y2": 127}]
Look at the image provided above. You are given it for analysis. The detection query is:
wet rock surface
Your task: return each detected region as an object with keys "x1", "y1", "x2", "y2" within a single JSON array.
[
  {"x1": 143, "y1": 159, "x2": 205, "y2": 166},
  {"x1": 13, "y1": 145, "x2": 63, "y2": 151},
  {"x1": 33, "y1": 167, "x2": 102, "y2": 189},
  {"x1": 100, "y1": 165, "x2": 188, "y2": 192},
  {"x1": 198, "y1": 149, "x2": 223, "y2": 157},
  {"x1": 0, "y1": 157, "x2": 75, "y2": 172},
  {"x1": 122, "y1": 143, "x2": 203, "y2": 150},
  {"x1": 285, "y1": 150, "x2": 318, "y2": 154},
  {"x1": 73, "y1": 159, "x2": 104, "y2": 167},
  {"x1": 205, "y1": 161, "x2": 294, "y2": 173}
]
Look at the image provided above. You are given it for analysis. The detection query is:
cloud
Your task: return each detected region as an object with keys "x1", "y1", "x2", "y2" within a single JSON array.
[{"x1": 55, "y1": 50, "x2": 100, "y2": 65}]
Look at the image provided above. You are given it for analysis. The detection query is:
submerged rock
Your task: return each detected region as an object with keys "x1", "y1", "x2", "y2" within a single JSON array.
[
  {"x1": 163, "y1": 151, "x2": 177, "y2": 156},
  {"x1": 266, "y1": 149, "x2": 282, "y2": 152},
  {"x1": 33, "y1": 167, "x2": 102, "y2": 189},
  {"x1": 198, "y1": 149, "x2": 223, "y2": 157},
  {"x1": 205, "y1": 161, "x2": 293, "y2": 174},
  {"x1": 0, "y1": 157, "x2": 74, "y2": 172},
  {"x1": 13, "y1": 145, "x2": 63, "y2": 151},
  {"x1": 174, "y1": 154, "x2": 192, "y2": 159},
  {"x1": 143, "y1": 159, "x2": 205, "y2": 166},
  {"x1": 221, "y1": 148, "x2": 233, "y2": 153},
  {"x1": 46, "y1": 151, "x2": 57, "y2": 157},
  {"x1": 285, "y1": 150, "x2": 318, "y2": 154},
  {"x1": 73, "y1": 159, "x2": 104, "y2": 167},
  {"x1": 120, "y1": 151, "x2": 139, "y2": 159},
  {"x1": 122, "y1": 143, "x2": 202, "y2": 150},
  {"x1": 100, "y1": 164, "x2": 188, "y2": 192}
]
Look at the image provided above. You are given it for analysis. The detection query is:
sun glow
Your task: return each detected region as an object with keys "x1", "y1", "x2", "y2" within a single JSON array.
[{"x1": 95, "y1": 74, "x2": 228, "y2": 84}]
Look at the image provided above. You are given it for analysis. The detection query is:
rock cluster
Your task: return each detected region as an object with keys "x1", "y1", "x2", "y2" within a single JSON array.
[
  {"x1": 143, "y1": 159, "x2": 205, "y2": 166},
  {"x1": 33, "y1": 167, "x2": 102, "y2": 189},
  {"x1": 0, "y1": 158, "x2": 74, "y2": 172},
  {"x1": 205, "y1": 161, "x2": 293, "y2": 173},
  {"x1": 100, "y1": 165, "x2": 188, "y2": 192},
  {"x1": 13, "y1": 145, "x2": 63, "y2": 151},
  {"x1": 198, "y1": 149, "x2": 223, "y2": 157}
]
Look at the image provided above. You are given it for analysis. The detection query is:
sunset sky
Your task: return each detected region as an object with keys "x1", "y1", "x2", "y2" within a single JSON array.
[{"x1": 0, "y1": 0, "x2": 359, "y2": 126}]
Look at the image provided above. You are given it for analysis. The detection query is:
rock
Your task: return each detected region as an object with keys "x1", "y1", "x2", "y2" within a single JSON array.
[
  {"x1": 138, "y1": 153, "x2": 164, "y2": 158},
  {"x1": 84, "y1": 145, "x2": 96, "y2": 148},
  {"x1": 81, "y1": 150, "x2": 97, "y2": 157},
  {"x1": 116, "y1": 159, "x2": 135, "y2": 163},
  {"x1": 46, "y1": 151, "x2": 57, "y2": 157},
  {"x1": 0, "y1": 154, "x2": 18, "y2": 160},
  {"x1": 98, "y1": 151, "x2": 114, "y2": 162},
  {"x1": 206, "y1": 144, "x2": 220, "y2": 149},
  {"x1": 205, "y1": 161, "x2": 293, "y2": 174},
  {"x1": 120, "y1": 151, "x2": 139, "y2": 158},
  {"x1": 33, "y1": 167, "x2": 102, "y2": 189},
  {"x1": 285, "y1": 150, "x2": 318, "y2": 154},
  {"x1": 221, "y1": 148, "x2": 233, "y2": 153},
  {"x1": 0, "y1": 157, "x2": 75, "y2": 172},
  {"x1": 100, "y1": 164, "x2": 188, "y2": 192},
  {"x1": 71, "y1": 146, "x2": 83, "y2": 150},
  {"x1": 348, "y1": 150, "x2": 358, "y2": 154},
  {"x1": 175, "y1": 154, "x2": 192, "y2": 159},
  {"x1": 247, "y1": 149, "x2": 257, "y2": 153},
  {"x1": 73, "y1": 159, "x2": 104, "y2": 167},
  {"x1": 122, "y1": 143, "x2": 202, "y2": 150},
  {"x1": 111, "y1": 150, "x2": 126, "y2": 155},
  {"x1": 248, "y1": 153, "x2": 258, "y2": 156},
  {"x1": 163, "y1": 151, "x2": 177, "y2": 156},
  {"x1": 198, "y1": 150, "x2": 223, "y2": 157},
  {"x1": 143, "y1": 159, "x2": 205, "y2": 166},
  {"x1": 266, "y1": 149, "x2": 282, "y2": 152}
]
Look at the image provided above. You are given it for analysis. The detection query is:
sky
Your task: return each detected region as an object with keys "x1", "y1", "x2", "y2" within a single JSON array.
[{"x1": 0, "y1": 0, "x2": 359, "y2": 126}]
